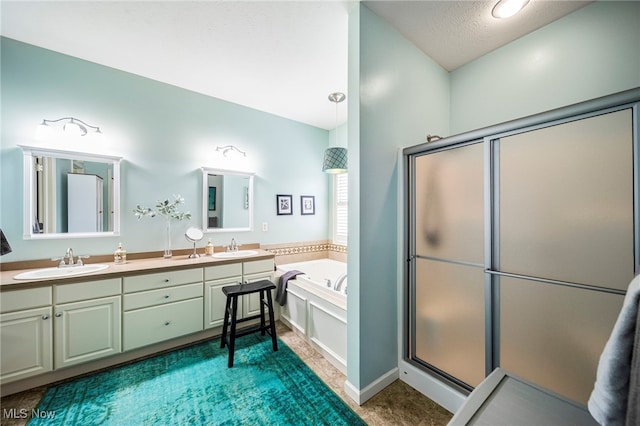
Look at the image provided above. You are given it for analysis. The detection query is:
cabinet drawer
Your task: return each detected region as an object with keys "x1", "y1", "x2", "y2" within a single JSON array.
[
  {"x1": 204, "y1": 263, "x2": 242, "y2": 281},
  {"x1": 243, "y1": 259, "x2": 274, "y2": 276},
  {"x1": 123, "y1": 268, "x2": 203, "y2": 293},
  {"x1": 1, "y1": 287, "x2": 52, "y2": 313},
  {"x1": 123, "y1": 298, "x2": 203, "y2": 351},
  {"x1": 55, "y1": 278, "x2": 121, "y2": 304},
  {"x1": 123, "y1": 283, "x2": 203, "y2": 311}
]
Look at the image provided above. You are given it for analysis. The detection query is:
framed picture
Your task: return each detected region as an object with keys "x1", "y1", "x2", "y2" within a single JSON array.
[
  {"x1": 208, "y1": 187, "x2": 216, "y2": 211},
  {"x1": 277, "y1": 194, "x2": 293, "y2": 215},
  {"x1": 300, "y1": 195, "x2": 315, "y2": 215}
]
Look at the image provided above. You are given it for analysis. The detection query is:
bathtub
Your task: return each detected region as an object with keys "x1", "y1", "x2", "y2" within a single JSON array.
[{"x1": 277, "y1": 259, "x2": 347, "y2": 373}]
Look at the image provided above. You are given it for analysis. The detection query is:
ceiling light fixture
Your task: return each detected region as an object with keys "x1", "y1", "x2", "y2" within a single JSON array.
[
  {"x1": 322, "y1": 92, "x2": 347, "y2": 174},
  {"x1": 215, "y1": 145, "x2": 246, "y2": 157},
  {"x1": 492, "y1": 0, "x2": 530, "y2": 19}
]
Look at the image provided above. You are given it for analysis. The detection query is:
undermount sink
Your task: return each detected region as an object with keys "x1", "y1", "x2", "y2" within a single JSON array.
[
  {"x1": 211, "y1": 250, "x2": 259, "y2": 259},
  {"x1": 14, "y1": 264, "x2": 109, "y2": 280}
]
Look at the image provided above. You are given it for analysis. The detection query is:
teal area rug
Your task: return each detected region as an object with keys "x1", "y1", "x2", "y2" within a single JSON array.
[{"x1": 30, "y1": 334, "x2": 365, "y2": 425}]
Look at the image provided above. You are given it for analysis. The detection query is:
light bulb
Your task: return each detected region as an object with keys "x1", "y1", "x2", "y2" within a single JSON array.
[{"x1": 492, "y1": 0, "x2": 529, "y2": 19}]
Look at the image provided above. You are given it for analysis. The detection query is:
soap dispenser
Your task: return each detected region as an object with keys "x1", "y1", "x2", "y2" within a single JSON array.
[
  {"x1": 114, "y1": 242, "x2": 127, "y2": 264},
  {"x1": 205, "y1": 239, "x2": 214, "y2": 256}
]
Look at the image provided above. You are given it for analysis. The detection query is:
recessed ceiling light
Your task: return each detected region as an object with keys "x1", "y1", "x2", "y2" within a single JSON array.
[{"x1": 492, "y1": 0, "x2": 530, "y2": 19}]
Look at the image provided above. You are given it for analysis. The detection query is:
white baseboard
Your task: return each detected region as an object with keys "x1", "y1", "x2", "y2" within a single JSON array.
[
  {"x1": 398, "y1": 360, "x2": 467, "y2": 413},
  {"x1": 344, "y1": 367, "x2": 399, "y2": 405}
]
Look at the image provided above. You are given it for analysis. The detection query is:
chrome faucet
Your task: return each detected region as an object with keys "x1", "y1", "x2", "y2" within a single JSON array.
[
  {"x1": 64, "y1": 248, "x2": 74, "y2": 266},
  {"x1": 52, "y1": 248, "x2": 89, "y2": 267},
  {"x1": 227, "y1": 238, "x2": 238, "y2": 252},
  {"x1": 333, "y1": 273, "x2": 348, "y2": 292}
]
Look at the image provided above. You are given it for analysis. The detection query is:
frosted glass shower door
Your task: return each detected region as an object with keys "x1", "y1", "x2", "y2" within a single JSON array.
[
  {"x1": 497, "y1": 108, "x2": 635, "y2": 404},
  {"x1": 498, "y1": 109, "x2": 634, "y2": 290},
  {"x1": 414, "y1": 259, "x2": 485, "y2": 387},
  {"x1": 412, "y1": 142, "x2": 485, "y2": 387},
  {"x1": 499, "y1": 275, "x2": 624, "y2": 405},
  {"x1": 414, "y1": 143, "x2": 484, "y2": 264}
]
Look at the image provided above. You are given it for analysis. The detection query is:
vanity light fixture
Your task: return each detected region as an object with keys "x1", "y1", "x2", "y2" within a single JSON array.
[
  {"x1": 215, "y1": 145, "x2": 247, "y2": 157},
  {"x1": 492, "y1": 0, "x2": 530, "y2": 19},
  {"x1": 36, "y1": 117, "x2": 105, "y2": 141},
  {"x1": 322, "y1": 92, "x2": 347, "y2": 174}
]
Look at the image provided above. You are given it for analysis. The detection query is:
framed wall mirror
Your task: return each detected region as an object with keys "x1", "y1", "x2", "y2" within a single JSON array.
[
  {"x1": 20, "y1": 145, "x2": 122, "y2": 239},
  {"x1": 201, "y1": 167, "x2": 254, "y2": 233}
]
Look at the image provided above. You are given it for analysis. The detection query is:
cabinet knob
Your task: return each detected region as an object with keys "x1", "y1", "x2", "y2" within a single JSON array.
[
  {"x1": 55, "y1": 312, "x2": 63, "y2": 317},
  {"x1": 164, "y1": 295, "x2": 170, "y2": 299},
  {"x1": 164, "y1": 279, "x2": 170, "y2": 283},
  {"x1": 164, "y1": 321, "x2": 171, "y2": 326},
  {"x1": 42, "y1": 314, "x2": 50, "y2": 320}
]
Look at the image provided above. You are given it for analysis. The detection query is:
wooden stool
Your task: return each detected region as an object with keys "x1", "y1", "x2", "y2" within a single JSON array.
[{"x1": 220, "y1": 280, "x2": 278, "y2": 367}]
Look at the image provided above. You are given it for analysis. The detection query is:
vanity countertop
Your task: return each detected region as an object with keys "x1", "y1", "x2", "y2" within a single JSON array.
[{"x1": 0, "y1": 249, "x2": 275, "y2": 290}]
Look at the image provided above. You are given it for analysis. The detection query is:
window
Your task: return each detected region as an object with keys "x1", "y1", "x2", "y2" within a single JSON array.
[{"x1": 332, "y1": 173, "x2": 348, "y2": 245}]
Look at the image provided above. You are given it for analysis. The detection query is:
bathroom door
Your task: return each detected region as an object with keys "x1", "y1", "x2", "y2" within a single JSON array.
[
  {"x1": 68, "y1": 173, "x2": 104, "y2": 232},
  {"x1": 410, "y1": 141, "x2": 486, "y2": 388}
]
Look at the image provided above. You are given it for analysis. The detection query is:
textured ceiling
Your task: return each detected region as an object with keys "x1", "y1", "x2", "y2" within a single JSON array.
[
  {"x1": 364, "y1": 0, "x2": 593, "y2": 71},
  {"x1": 1, "y1": 1, "x2": 592, "y2": 130}
]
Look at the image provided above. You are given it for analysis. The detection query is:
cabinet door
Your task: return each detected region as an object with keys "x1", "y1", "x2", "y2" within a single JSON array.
[
  {"x1": 204, "y1": 276, "x2": 241, "y2": 329},
  {"x1": 0, "y1": 307, "x2": 53, "y2": 383},
  {"x1": 54, "y1": 296, "x2": 121, "y2": 369},
  {"x1": 243, "y1": 272, "x2": 275, "y2": 318}
]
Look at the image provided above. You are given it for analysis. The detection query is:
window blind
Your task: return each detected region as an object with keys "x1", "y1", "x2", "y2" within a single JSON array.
[{"x1": 333, "y1": 173, "x2": 348, "y2": 244}]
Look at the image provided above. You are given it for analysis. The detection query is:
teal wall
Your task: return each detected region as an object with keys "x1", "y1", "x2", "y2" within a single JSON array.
[
  {"x1": 0, "y1": 37, "x2": 331, "y2": 262},
  {"x1": 348, "y1": 4, "x2": 449, "y2": 389},
  {"x1": 346, "y1": 2, "x2": 362, "y2": 389},
  {"x1": 450, "y1": 1, "x2": 640, "y2": 134}
]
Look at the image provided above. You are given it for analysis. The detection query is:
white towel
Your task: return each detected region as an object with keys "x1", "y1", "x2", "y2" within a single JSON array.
[{"x1": 588, "y1": 274, "x2": 640, "y2": 426}]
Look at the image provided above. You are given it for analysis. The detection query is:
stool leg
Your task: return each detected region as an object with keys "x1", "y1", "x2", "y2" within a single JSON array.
[
  {"x1": 221, "y1": 294, "x2": 231, "y2": 349},
  {"x1": 266, "y1": 289, "x2": 278, "y2": 352},
  {"x1": 259, "y1": 289, "x2": 266, "y2": 336},
  {"x1": 228, "y1": 295, "x2": 239, "y2": 368}
]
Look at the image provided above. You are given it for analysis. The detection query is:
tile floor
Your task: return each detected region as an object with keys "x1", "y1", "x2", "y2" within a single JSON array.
[
  {"x1": 0, "y1": 322, "x2": 453, "y2": 426},
  {"x1": 276, "y1": 322, "x2": 453, "y2": 426}
]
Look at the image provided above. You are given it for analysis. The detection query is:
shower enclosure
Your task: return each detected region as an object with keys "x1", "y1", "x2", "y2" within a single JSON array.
[{"x1": 403, "y1": 88, "x2": 640, "y2": 405}]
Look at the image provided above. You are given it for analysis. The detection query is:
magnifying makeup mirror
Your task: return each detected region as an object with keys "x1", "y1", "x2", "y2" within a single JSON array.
[{"x1": 185, "y1": 227, "x2": 204, "y2": 259}]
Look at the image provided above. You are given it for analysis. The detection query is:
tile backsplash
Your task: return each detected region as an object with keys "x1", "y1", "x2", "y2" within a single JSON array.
[{"x1": 262, "y1": 240, "x2": 347, "y2": 265}]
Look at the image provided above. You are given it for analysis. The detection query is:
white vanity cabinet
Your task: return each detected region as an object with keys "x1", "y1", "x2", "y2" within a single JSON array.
[
  {"x1": 122, "y1": 269, "x2": 204, "y2": 351},
  {"x1": 0, "y1": 287, "x2": 53, "y2": 383},
  {"x1": 242, "y1": 259, "x2": 276, "y2": 318},
  {"x1": 204, "y1": 263, "x2": 243, "y2": 329},
  {"x1": 203, "y1": 259, "x2": 276, "y2": 328},
  {"x1": 53, "y1": 278, "x2": 122, "y2": 369},
  {"x1": 0, "y1": 253, "x2": 278, "y2": 395}
]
